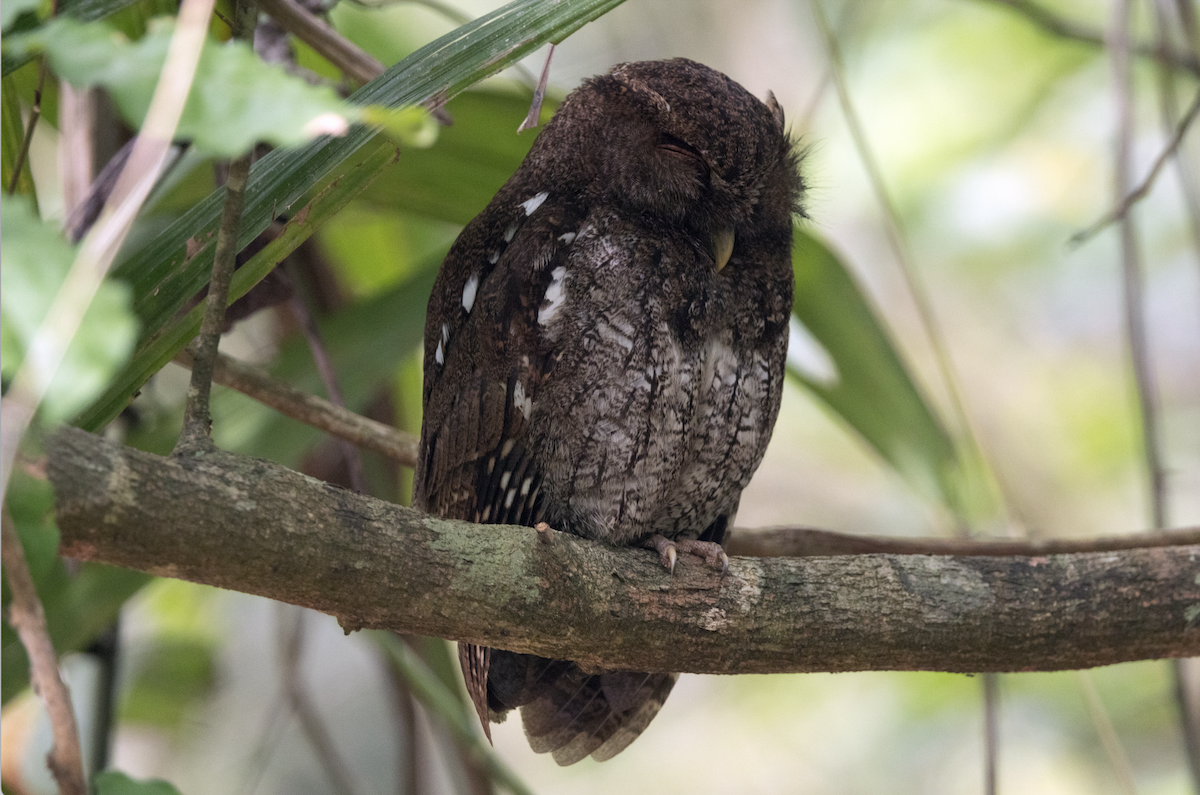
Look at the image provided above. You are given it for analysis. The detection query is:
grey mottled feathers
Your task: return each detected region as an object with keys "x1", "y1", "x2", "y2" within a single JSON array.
[{"x1": 413, "y1": 57, "x2": 803, "y2": 764}]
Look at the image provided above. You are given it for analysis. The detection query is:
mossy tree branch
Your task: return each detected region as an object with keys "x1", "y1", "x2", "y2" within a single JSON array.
[{"x1": 47, "y1": 427, "x2": 1199, "y2": 675}]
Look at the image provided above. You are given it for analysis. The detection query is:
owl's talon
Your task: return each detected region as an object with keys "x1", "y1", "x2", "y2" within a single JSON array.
[
  {"x1": 648, "y1": 535, "x2": 728, "y2": 576},
  {"x1": 648, "y1": 535, "x2": 678, "y2": 573}
]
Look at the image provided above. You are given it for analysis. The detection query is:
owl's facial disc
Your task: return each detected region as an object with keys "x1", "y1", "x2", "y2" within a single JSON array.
[{"x1": 712, "y1": 226, "x2": 735, "y2": 272}]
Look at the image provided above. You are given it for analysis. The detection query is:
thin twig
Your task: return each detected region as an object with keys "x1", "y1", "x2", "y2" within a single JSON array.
[
  {"x1": 807, "y1": 0, "x2": 1008, "y2": 531},
  {"x1": 1174, "y1": 657, "x2": 1200, "y2": 790},
  {"x1": 287, "y1": 291, "x2": 369, "y2": 493},
  {"x1": 1153, "y1": 0, "x2": 1200, "y2": 317},
  {"x1": 176, "y1": 151, "x2": 254, "y2": 451},
  {"x1": 1150, "y1": 2, "x2": 1200, "y2": 790},
  {"x1": 235, "y1": 690, "x2": 290, "y2": 795},
  {"x1": 0, "y1": 0, "x2": 218, "y2": 499},
  {"x1": 255, "y1": 0, "x2": 384, "y2": 84},
  {"x1": 1, "y1": 509, "x2": 87, "y2": 795},
  {"x1": 1077, "y1": 670, "x2": 1140, "y2": 795},
  {"x1": 176, "y1": 0, "x2": 258, "y2": 452},
  {"x1": 516, "y1": 43, "x2": 554, "y2": 133},
  {"x1": 7, "y1": 57, "x2": 47, "y2": 196},
  {"x1": 174, "y1": 349, "x2": 418, "y2": 467},
  {"x1": 974, "y1": 0, "x2": 1200, "y2": 77},
  {"x1": 983, "y1": 673, "x2": 998, "y2": 795},
  {"x1": 1073, "y1": 85, "x2": 1200, "y2": 244},
  {"x1": 1097, "y1": 0, "x2": 1157, "y2": 785},
  {"x1": 278, "y1": 606, "x2": 364, "y2": 795},
  {"x1": 1110, "y1": 0, "x2": 1167, "y2": 533}
]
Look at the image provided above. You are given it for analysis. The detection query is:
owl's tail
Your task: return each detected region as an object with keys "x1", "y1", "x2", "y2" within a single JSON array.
[{"x1": 463, "y1": 644, "x2": 677, "y2": 765}]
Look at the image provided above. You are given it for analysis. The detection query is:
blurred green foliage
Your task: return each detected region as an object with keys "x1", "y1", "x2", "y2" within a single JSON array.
[{"x1": 3, "y1": 0, "x2": 1193, "y2": 790}]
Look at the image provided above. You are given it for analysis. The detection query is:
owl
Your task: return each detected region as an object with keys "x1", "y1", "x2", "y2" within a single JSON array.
[{"x1": 414, "y1": 58, "x2": 804, "y2": 765}]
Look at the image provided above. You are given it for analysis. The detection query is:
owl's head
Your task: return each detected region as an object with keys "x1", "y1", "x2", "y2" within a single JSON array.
[{"x1": 533, "y1": 58, "x2": 802, "y2": 249}]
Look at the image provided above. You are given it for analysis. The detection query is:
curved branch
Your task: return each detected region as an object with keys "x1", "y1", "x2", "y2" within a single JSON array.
[{"x1": 47, "y1": 428, "x2": 1198, "y2": 675}]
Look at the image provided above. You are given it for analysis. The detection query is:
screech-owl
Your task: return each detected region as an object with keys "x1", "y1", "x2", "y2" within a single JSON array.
[{"x1": 414, "y1": 58, "x2": 804, "y2": 765}]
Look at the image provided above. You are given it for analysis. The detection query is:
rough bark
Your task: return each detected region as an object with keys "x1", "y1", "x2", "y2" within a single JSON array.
[{"x1": 47, "y1": 427, "x2": 1199, "y2": 675}]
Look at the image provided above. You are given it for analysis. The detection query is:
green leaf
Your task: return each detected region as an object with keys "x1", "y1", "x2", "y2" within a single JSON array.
[
  {"x1": 93, "y1": 771, "x2": 183, "y2": 795},
  {"x1": 361, "y1": 104, "x2": 440, "y2": 149},
  {"x1": 76, "y1": 0, "x2": 629, "y2": 432},
  {"x1": 8, "y1": 16, "x2": 359, "y2": 156},
  {"x1": 1, "y1": 0, "x2": 42, "y2": 35},
  {"x1": 789, "y1": 228, "x2": 965, "y2": 513},
  {"x1": 0, "y1": 194, "x2": 139, "y2": 425},
  {"x1": 1, "y1": 73, "x2": 35, "y2": 197},
  {"x1": 119, "y1": 637, "x2": 216, "y2": 728}
]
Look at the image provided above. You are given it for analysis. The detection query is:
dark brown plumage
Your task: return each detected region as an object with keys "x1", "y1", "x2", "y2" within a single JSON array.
[{"x1": 413, "y1": 58, "x2": 804, "y2": 764}]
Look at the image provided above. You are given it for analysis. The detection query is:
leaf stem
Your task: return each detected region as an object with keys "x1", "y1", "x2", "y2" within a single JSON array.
[{"x1": 6, "y1": 57, "x2": 46, "y2": 197}]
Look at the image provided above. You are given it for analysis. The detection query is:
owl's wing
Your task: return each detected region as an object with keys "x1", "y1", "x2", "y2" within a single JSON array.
[{"x1": 414, "y1": 189, "x2": 568, "y2": 524}]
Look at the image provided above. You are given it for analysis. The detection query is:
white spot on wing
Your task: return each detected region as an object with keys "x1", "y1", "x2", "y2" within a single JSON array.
[
  {"x1": 513, "y1": 381, "x2": 533, "y2": 419},
  {"x1": 520, "y1": 191, "x2": 549, "y2": 215},
  {"x1": 462, "y1": 273, "x2": 479, "y2": 313},
  {"x1": 538, "y1": 266, "x2": 568, "y2": 325},
  {"x1": 434, "y1": 340, "x2": 444, "y2": 365},
  {"x1": 488, "y1": 250, "x2": 500, "y2": 264},
  {"x1": 504, "y1": 224, "x2": 518, "y2": 242},
  {"x1": 558, "y1": 232, "x2": 576, "y2": 244}
]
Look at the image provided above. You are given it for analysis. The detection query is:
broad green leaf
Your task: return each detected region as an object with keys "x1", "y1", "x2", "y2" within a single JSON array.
[
  {"x1": 0, "y1": 194, "x2": 139, "y2": 424},
  {"x1": 94, "y1": 771, "x2": 183, "y2": 795},
  {"x1": 77, "y1": 0, "x2": 629, "y2": 432},
  {"x1": 8, "y1": 16, "x2": 359, "y2": 156},
  {"x1": 789, "y1": 228, "x2": 965, "y2": 513}
]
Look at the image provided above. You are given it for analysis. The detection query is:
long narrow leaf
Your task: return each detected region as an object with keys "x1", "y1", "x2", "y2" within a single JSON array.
[{"x1": 78, "y1": 0, "x2": 628, "y2": 431}]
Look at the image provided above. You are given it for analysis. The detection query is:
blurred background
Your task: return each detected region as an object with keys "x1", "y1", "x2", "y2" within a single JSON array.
[{"x1": 3, "y1": 0, "x2": 1198, "y2": 792}]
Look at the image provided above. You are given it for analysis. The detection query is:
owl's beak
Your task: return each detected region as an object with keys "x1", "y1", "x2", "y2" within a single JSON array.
[{"x1": 713, "y1": 226, "x2": 735, "y2": 272}]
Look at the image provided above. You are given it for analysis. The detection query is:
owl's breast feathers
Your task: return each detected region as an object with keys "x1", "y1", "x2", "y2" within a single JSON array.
[{"x1": 417, "y1": 194, "x2": 789, "y2": 545}]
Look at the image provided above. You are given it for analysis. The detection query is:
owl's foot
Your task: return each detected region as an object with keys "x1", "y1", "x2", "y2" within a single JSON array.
[{"x1": 647, "y1": 535, "x2": 729, "y2": 576}]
